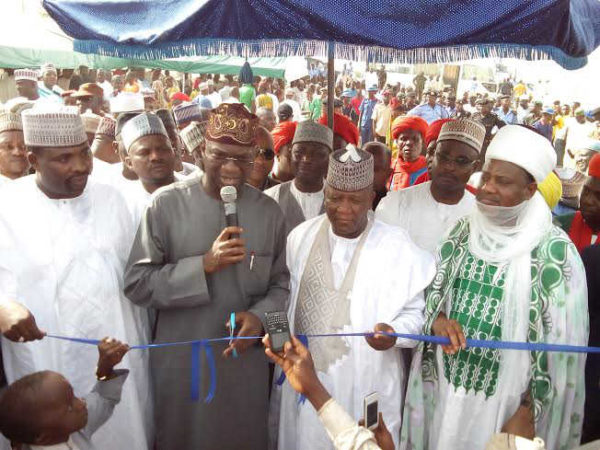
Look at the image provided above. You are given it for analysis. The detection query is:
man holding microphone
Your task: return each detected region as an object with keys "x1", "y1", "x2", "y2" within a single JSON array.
[{"x1": 124, "y1": 103, "x2": 290, "y2": 450}]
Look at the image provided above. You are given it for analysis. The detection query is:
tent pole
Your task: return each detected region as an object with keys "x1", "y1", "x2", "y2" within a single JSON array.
[{"x1": 327, "y1": 41, "x2": 334, "y2": 131}]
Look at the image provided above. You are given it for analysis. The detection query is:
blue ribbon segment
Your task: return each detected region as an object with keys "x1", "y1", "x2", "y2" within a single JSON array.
[
  {"x1": 190, "y1": 341, "x2": 202, "y2": 402},
  {"x1": 43, "y1": 331, "x2": 600, "y2": 404}
]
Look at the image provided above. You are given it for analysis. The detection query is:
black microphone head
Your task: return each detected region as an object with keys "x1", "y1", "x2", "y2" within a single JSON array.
[{"x1": 220, "y1": 185, "x2": 237, "y2": 203}]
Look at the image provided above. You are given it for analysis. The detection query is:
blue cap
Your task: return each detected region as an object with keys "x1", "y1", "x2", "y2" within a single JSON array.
[
  {"x1": 543, "y1": 107, "x2": 555, "y2": 115},
  {"x1": 341, "y1": 90, "x2": 355, "y2": 98}
]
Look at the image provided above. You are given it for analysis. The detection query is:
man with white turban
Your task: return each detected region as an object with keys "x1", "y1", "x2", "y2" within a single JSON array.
[{"x1": 401, "y1": 125, "x2": 588, "y2": 450}]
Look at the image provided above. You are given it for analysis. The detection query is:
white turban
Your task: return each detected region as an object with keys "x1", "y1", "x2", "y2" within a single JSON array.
[{"x1": 485, "y1": 125, "x2": 556, "y2": 183}]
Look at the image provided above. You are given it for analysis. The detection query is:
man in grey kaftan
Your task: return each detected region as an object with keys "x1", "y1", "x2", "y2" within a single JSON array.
[{"x1": 124, "y1": 103, "x2": 289, "y2": 450}]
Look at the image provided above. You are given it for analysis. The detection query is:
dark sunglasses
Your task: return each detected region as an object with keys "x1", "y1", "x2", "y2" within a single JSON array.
[{"x1": 257, "y1": 148, "x2": 275, "y2": 160}]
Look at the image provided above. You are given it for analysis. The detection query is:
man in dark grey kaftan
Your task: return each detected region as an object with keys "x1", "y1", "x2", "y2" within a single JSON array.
[{"x1": 124, "y1": 103, "x2": 289, "y2": 450}]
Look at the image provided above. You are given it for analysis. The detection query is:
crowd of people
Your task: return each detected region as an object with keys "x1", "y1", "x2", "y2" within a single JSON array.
[{"x1": 0, "y1": 61, "x2": 597, "y2": 450}]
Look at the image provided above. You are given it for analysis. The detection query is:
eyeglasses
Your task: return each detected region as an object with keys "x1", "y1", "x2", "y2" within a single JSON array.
[
  {"x1": 205, "y1": 151, "x2": 254, "y2": 166},
  {"x1": 257, "y1": 148, "x2": 275, "y2": 160},
  {"x1": 435, "y1": 152, "x2": 476, "y2": 168}
]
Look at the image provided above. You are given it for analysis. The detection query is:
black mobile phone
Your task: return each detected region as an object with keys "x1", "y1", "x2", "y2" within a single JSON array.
[{"x1": 265, "y1": 311, "x2": 291, "y2": 353}]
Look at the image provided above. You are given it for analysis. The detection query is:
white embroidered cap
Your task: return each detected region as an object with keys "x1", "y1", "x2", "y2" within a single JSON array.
[
  {"x1": 95, "y1": 116, "x2": 116, "y2": 138},
  {"x1": 0, "y1": 111, "x2": 23, "y2": 133},
  {"x1": 437, "y1": 119, "x2": 486, "y2": 153},
  {"x1": 327, "y1": 144, "x2": 374, "y2": 191},
  {"x1": 22, "y1": 105, "x2": 87, "y2": 147},
  {"x1": 110, "y1": 92, "x2": 145, "y2": 114},
  {"x1": 173, "y1": 102, "x2": 203, "y2": 126},
  {"x1": 180, "y1": 122, "x2": 205, "y2": 154},
  {"x1": 15, "y1": 69, "x2": 39, "y2": 82},
  {"x1": 81, "y1": 109, "x2": 102, "y2": 135},
  {"x1": 121, "y1": 112, "x2": 169, "y2": 152}
]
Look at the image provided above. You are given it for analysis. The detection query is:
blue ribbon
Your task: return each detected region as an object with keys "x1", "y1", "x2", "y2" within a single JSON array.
[
  {"x1": 44, "y1": 331, "x2": 600, "y2": 404},
  {"x1": 190, "y1": 341, "x2": 202, "y2": 402}
]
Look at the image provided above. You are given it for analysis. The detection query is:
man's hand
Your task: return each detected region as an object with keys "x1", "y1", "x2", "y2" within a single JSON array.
[
  {"x1": 0, "y1": 300, "x2": 45, "y2": 342},
  {"x1": 96, "y1": 337, "x2": 129, "y2": 380},
  {"x1": 365, "y1": 323, "x2": 397, "y2": 351},
  {"x1": 263, "y1": 334, "x2": 331, "y2": 410},
  {"x1": 431, "y1": 312, "x2": 466, "y2": 354},
  {"x1": 223, "y1": 311, "x2": 263, "y2": 357},
  {"x1": 501, "y1": 404, "x2": 535, "y2": 440},
  {"x1": 203, "y1": 227, "x2": 246, "y2": 274},
  {"x1": 359, "y1": 413, "x2": 395, "y2": 450}
]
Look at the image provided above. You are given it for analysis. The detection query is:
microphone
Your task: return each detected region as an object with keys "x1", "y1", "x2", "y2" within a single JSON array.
[{"x1": 220, "y1": 186, "x2": 239, "y2": 239}]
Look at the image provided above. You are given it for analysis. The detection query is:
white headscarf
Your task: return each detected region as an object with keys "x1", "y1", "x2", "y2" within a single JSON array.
[{"x1": 469, "y1": 192, "x2": 552, "y2": 401}]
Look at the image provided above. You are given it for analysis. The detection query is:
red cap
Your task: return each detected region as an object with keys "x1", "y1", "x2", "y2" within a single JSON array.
[
  {"x1": 425, "y1": 118, "x2": 454, "y2": 148},
  {"x1": 589, "y1": 153, "x2": 600, "y2": 178},
  {"x1": 271, "y1": 121, "x2": 297, "y2": 154},
  {"x1": 391, "y1": 116, "x2": 428, "y2": 141},
  {"x1": 318, "y1": 112, "x2": 359, "y2": 146}
]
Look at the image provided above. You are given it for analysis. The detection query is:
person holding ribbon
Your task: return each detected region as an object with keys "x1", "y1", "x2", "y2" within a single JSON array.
[
  {"x1": 124, "y1": 103, "x2": 289, "y2": 450},
  {"x1": 400, "y1": 125, "x2": 588, "y2": 450},
  {"x1": 271, "y1": 145, "x2": 435, "y2": 450}
]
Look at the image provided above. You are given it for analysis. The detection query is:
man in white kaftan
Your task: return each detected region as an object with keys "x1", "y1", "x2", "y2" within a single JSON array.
[
  {"x1": 376, "y1": 120, "x2": 485, "y2": 254},
  {"x1": 0, "y1": 105, "x2": 152, "y2": 450},
  {"x1": 273, "y1": 145, "x2": 435, "y2": 450}
]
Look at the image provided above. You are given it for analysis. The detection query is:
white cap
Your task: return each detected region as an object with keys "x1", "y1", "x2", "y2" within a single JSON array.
[
  {"x1": 121, "y1": 112, "x2": 169, "y2": 152},
  {"x1": 40, "y1": 63, "x2": 57, "y2": 75},
  {"x1": 0, "y1": 111, "x2": 23, "y2": 133},
  {"x1": 180, "y1": 122, "x2": 205, "y2": 153},
  {"x1": 81, "y1": 109, "x2": 102, "y2": 134},
  {"x1": 199, "y1": 82, "x2": 208, "y2": 91},
  {"x1": 110, "y1": 92, "x2": 145, "y2": 114},
  {"x1": 485, "y1": 125, "x2": 556, "y2": 183},
  {"x1": 15, "y1": 69, "x2": 39, "y2": 82},
  {"x1": 22, "y1": 105, "x2": 87, "y2": 147}
]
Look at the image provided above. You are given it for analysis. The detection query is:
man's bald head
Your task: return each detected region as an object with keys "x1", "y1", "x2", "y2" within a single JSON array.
[{"x1": 256, "y1": 107, "x2": 276, "y2": 132}]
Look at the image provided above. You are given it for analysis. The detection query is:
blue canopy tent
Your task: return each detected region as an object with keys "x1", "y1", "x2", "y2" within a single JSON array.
[
  {"x1": 43, "y1": 0, "x2": 600, "y2": 69},
  {"x1": 43, "y1": 0, "x2": 600, "y2": 125}
]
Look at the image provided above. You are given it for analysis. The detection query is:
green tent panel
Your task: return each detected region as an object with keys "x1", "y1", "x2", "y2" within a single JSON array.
[{"x1": 0, "y1": 46, "x2": 287, "y2": 77}]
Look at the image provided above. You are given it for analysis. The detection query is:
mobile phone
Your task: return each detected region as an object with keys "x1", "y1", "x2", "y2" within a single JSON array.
[
  {"x1": 264, "y1": 311, "x2": 291, "y2": 353},
  {"x1": 364, "y1": 392, "x2": 379, "y2": 431}
]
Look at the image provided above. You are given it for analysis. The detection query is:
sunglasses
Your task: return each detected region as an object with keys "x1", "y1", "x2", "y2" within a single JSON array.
[{"x1": 257, "y1": 148, "x2": 275, "y2": 160}]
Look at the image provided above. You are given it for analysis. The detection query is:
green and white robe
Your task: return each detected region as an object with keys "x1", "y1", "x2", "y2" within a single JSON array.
[{"x1": 400, "y1": 218, "x2": 588, "y2": 450}]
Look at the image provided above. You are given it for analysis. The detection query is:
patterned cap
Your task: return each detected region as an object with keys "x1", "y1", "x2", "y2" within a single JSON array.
[
  {"x1": 95, "y1": 116, "x2": 116, "y2": 138},
  {"x1": 437, "y1": 119, "x2": 486, "y2": 153},
  {"x1": 173, "y1": 102, "x2": 203, "y2": 126},
  {"x1": 155, "y1": 108, "x2": 176, "y2": 131},
  {"x1": 110, "y1": 93, "x2": 145, "y2": 114},
  {"x1": 81, "y1": 109, "x2": 102, "y2": 134},
  {"x1": 22, "y1": 105, "x2": 87, "y2": 147},
  {"x1": 206, "y1": 103, "x2": 258, "y2": 146},
  {"x1": 180, "y1": 122, "x2": 205, "y2": 154},
  {"x1": 121, "y1": 112, "x2": 169, "y2": 152},
  {"x1": 327, "y1": 145, "x2": 374, "y2": 192},
  {"x1": 40, "y1": 63, "x2": 57, "y2": 75},
  {"x1": 292, "y1": 120, "x2": 333, "y2": 150},
  {"x1": 0, "y1": 111, "x2": 23, "y2": 133},
  {"x1": 14, "y1": 69, "x2": 39, "y2": 82}
]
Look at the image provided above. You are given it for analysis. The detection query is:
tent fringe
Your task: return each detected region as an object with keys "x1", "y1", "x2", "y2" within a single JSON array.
[{"x1": 74, "y1": 39, "x2": 588, "y2": 70}]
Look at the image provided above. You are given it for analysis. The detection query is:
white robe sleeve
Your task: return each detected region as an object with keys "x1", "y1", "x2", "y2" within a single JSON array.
[
  {"x1": 385, "y1": 289, "x2": 426, "y2": 349},
  {"x1": 318, "y1": 399, "x2": 382, "y2": 450}
]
